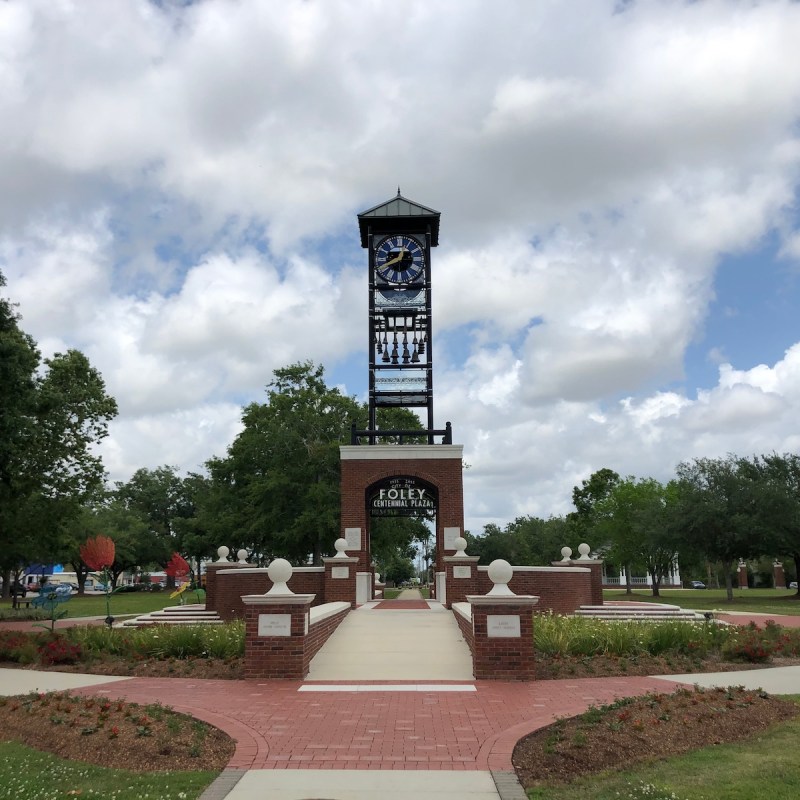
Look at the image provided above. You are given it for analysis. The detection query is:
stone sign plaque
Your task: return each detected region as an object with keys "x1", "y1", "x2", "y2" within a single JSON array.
[
  {"x1": 487, "y1": 615, "x2": 521, "y2": 638},
  {"x1": 258, "y1": 613, "x2": 292, "y2": 637},
  {"x1": 345, "y1": 527, "x2": 362, "y2": 550},
  {"x1": 444, "y1": 527, "x2": 460, "y2": 550},
  {"x1": 453, "y1": 566, "x2": 472, "y2": 579},
  {"x1": 331, "y1": 566, "x2": 350, "y2": 579}
]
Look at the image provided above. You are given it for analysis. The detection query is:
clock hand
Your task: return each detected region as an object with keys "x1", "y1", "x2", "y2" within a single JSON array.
[{"x1": 382, "y1": 248, "x2": 408, "y2": 269}]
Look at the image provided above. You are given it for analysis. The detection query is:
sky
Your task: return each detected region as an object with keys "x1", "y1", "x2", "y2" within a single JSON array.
[{"x1": 2, "y1": 0, "x2": 800, "y2": 542}]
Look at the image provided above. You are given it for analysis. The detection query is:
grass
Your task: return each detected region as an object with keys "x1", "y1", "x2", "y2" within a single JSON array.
[
  {"x1": 526, "y1": 696, "x2": 800, "y2": 799},
  {"x1": 0, "y1": 591, "x2": 204, "y2": 620},
  {"x1": 0, "y1": 740, "x2": 218, "y2": 800},
  {"x1": 604, "y1": 588, "x2": 800, "y2": 616}
]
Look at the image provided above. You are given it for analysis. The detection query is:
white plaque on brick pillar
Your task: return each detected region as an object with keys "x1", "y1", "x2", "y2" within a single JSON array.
[
  {"x1": 453, "y1": 566, "x2": 472, "y2": 579},
  {"x1": 331, "y1": 566, "x2": 349, "y2": 579},
  {"x1": 444, "y1": 527, "x2": 460, "y2": 550},
  {"x1": 258, "y1": 613, "x2": 292, "y2": 637},
  {"x1": 344, "y1": 527, "x2": 362, "y2": 550},
  {"x1": 487, "y1": 615, "x2": 521, "y2": 638}
]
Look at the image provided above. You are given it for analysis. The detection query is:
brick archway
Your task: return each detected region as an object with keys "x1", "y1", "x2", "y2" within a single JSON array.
[{"x1": 339, "y1": 444, "x2": 465, "y2": 599}]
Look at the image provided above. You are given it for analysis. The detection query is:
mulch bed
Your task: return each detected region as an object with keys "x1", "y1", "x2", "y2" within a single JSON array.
[
  {"x1": 513, "y1": 685, "x2": 800, "y2": 788},
  {"x1": 0, "y1": 691, "x2": 234, "y2": 772}
]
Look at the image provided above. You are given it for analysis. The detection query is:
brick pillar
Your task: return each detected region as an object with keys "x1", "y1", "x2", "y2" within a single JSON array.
[
  {"x1": 204, "y1": 558, "x2": 250, "y2": 616},
  {"x1": 323, "y1": 556, "x2": 359, "y2": 607},
  {"x1": 467, "y1": 596, "x2": 539, "y2": 680},
  {"x1": 570, "y1": 560, "x2": 604, "y2": 606},
  {"x1": 243, "y1": 594, "x2": 315, "y2": 680},
  {"x1": 443, "y1": 556, "x2": 480, "y2": 608},
  {"x1": 773, "y1": 561, "x2": 786, "y2": 589},
  {"x1": 738, "y1": 560, "x2": 749, "y2": 589}
]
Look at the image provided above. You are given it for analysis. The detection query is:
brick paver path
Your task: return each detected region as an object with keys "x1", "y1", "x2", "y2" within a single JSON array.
[{"x1": 75, "y1": 674, "x2": 676, "y2": 771}]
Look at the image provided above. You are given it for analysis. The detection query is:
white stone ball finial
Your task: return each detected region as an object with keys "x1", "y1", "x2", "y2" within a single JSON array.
[
  {"x1": 237, "y1": 549, "x2": 249, "y2": 564},
  {"x1": 266, "y1": 558, "x2": 294, "y2": 594},
  {"x1": 486, "y1": 559, "x2": 515, "y2": 596},
  {"x1": 216, "y1": 546, "x2": 230, "y2": 563},
  {"x1": 453, "y1": 537, "x2": 468, "y2": 556},
  {"x1": 577, "y1": 543, "x2": 592, "y2": 561},
  {"x1": 333, "y1": 538, "x2": 349, "y2": 559},
  {"x1": 560, "y1": 546, "x2": 573, "y2": 562}
]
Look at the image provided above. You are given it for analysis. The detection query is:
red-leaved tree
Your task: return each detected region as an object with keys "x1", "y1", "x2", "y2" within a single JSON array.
[
  {"x1": 80, "y1": 535, "x2": 116, "y2": 625},
  {"x1": 80, "y1": 536, "x2": 115, "y2": 571},
  {"x1": 165, "y1": 552, "x2": 189, "y2": 580}
]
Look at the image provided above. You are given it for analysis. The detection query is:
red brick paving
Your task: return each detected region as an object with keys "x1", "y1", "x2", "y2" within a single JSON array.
[
  {"x1": 74, "y1": 674, "x2": 674, "y2": 771},
  {"x1": 371, "y1": 600, "x2": 430, "y2": 610}
]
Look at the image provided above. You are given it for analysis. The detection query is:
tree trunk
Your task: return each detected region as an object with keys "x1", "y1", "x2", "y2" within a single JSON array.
[
  {"x1": 794, "y1": 552, "x2": 800, "y2": 597},
  {"x1": 624, "y1": 564, "x2": 633, "y2": 595},
  {"x1": 1, "y1": 568, "x2": 11, "y2": 599},
  {"x1": 725, "y1": 563, "x2": 734, "y2": 602},
  {"x1": 650, "y1": 570, "x2": 661, "y2": 597}
]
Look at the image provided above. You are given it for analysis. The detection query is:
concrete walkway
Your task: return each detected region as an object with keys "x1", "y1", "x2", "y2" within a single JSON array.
[
  {"x1": 3, "y1": 599, "x2": 800, "y2": 800},
  {"x1": 306, "y1": 600, "x2": 474, "y2": 682}
]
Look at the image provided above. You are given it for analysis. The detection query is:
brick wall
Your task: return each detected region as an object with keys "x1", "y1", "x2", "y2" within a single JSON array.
[
  {"x1": 305, "y1": 606, "x2": 350, "y2": 666},
  {"x1": 214, "y1": 569, "x2": 325, "y2": 621},
  {"x1": 475, "y1": 567, "x2": 593, "y2": 614},
  {"x1": 243, "y1": 600, "x2": 349, "y2": 680},
  {"x1": 452, "y1": 606, "x2": 474, "y2": 657}
]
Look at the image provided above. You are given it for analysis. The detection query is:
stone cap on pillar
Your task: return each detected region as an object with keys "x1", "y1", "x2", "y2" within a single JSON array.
[
  {"x1": 443, "y1": 536, "x2": 479, "y2": 563},
  {"x1": 323, "y1": 538, "x2": 358, "y2": 564},
  {"x1": 466, "y1": 594, "x2": 539, "y2": 606},
  {"x1": 242, "y1": 594, "x2": 315, "y2": 606},
  {"x1": 555, "y1": 543, "x2": 603, "y2": 565}
]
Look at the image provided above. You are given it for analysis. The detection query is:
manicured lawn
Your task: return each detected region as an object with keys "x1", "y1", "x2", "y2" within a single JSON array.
[
  {"x1": 527, "y1": 697, "x2": 800, "y2": 799},
  {"x1": 0, "y1": 590, "x2": 203, "y2": 619},
  {"x1": 604, "y1": 588, "x2": 800, "y2": 616},
  {"x1": 0, "y1": 740, "x2": 218, "y2": 800}
]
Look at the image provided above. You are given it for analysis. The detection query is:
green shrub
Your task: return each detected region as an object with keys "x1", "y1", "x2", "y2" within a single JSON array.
[
  {"x1": 534, "y1": 614, "x2": 741, "y2": 659},
  {"x1": 0, "y1": 631, "x2": 38, "y2": 664},
  {"x1": 721, "y1": 629, "x2": 774, "y2": 663}
]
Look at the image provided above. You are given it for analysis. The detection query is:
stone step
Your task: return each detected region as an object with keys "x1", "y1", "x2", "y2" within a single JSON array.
[
  {"x1": 116, "y1": 605, "x2": 224, "y2": 628},
  {"x1": 573, "y1": 604, "x2": 705, "y2": 622}
]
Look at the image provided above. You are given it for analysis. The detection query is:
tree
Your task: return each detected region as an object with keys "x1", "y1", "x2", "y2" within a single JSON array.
[
  {"x1": 114, "y1": 466, "x2": 192, "y2": 584},
  {"x1": 674, "y1": 456, "x2": 767, "y2": 601},
  {"x1": 754, "y1": 453, "x2": 800, "y2": 597},
  {"x1": 464, "y1": 516, "x2": 568, "y2": 566},
  {"x1": 568, "y1": 468, "x2": 621, "y2": 541},
  {"x1": 205, "y1": 362, "x2": 364, "y2": 565},
  {"x1": 0, "y1": 272, "x2": 117, "y2": 593}
]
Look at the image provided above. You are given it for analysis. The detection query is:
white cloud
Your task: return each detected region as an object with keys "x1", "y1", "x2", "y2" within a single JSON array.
[{"x1": 2, "y1": 0, "x2": 800, "y2": 537}]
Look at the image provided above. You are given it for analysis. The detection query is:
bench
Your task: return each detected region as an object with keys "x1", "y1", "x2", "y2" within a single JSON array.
[{"x1": 11, "y1": 594, "x2": 31, "y2": 610}]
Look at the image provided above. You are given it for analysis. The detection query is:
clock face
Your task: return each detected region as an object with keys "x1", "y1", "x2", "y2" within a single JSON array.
[{"x1": 374, "y1": 235, "x2": 425, "y2": 283}]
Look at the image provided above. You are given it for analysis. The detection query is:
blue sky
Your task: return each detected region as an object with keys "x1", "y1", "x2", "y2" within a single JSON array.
[{"x1": 2, "y1": 0, "x2": 800, "y2": 538}]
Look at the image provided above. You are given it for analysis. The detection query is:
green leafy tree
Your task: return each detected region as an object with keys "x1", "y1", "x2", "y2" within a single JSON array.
[
  {"x1": 674, "y1": 455, "x2": 768, "y2": 601},
  {"x1": 567, "y1": 468, "x2": 621, "y2": 542},
  {"x1": 754, "y1": 453, "x2": 800, "y2": 597},
  {"x1": 205, "y1": 362, "x2": 363, "y2": 565},
  {"x1": 114, "y1": 466, "x2": 192, "y2": 584},
  {"x1": 0, "y1": 272, "x2": 117, "y2": 593},
  {"x1": 595, "y1": 477, "x2": 679, "y2": 597}
]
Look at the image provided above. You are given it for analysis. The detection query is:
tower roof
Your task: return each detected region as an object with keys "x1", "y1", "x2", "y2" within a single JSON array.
[{"x1": 357, "y1": 189, "x2": 440, "y2": 247}]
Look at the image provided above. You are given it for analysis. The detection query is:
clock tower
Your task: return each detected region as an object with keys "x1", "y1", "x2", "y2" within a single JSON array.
[
  {"x1": 338, "y1": 191, "x2": 464, "y2": 606},
  {"x1": 357, "y1": 189, "x2": 444, "y2": 443}
]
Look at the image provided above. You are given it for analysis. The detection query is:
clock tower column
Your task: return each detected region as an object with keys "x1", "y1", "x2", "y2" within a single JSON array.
[{"x1": 339, "y1": 191, "x2": 465, "y2": 604}]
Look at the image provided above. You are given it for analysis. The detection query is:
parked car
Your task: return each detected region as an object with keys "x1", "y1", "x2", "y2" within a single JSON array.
[
  {"x1": 689, "y1": 580, "x2": 706, "y2": 589},
  {"x1": 790, "y1": 581, "x2": 798, "y2": 589}
]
